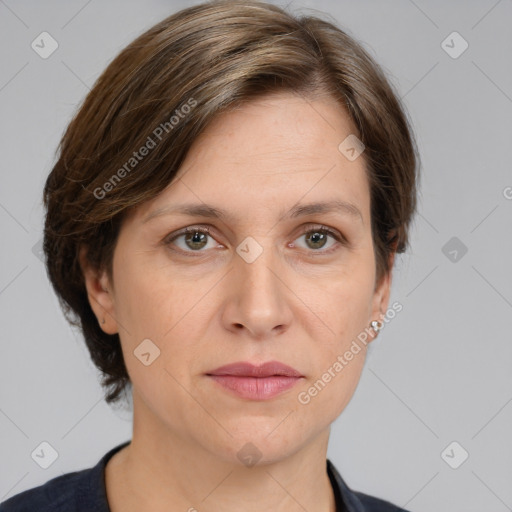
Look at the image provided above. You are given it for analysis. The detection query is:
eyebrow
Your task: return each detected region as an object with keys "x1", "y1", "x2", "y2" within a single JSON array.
[{"x1": 143, "y1": 199, "x2": 363, "y2": 224}]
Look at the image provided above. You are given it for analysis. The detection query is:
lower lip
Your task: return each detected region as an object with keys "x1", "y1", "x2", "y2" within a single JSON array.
[{"x1": 207, "y1": 375, "x2": 302, "y2": 400}]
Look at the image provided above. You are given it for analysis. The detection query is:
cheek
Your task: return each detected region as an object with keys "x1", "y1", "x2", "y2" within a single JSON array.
[
  {"x1": 293, "y1": 334, "x2": 367, "y2": 442},
  {"x1": 302, "y1": 355, "x2": 366, "y2": 423},
  {"x1": 113, "y1": 257, "x2": 213, "y2": 373},
  {"x1": 310, "y1": 267, "x2": 374, "y2": 343},
  {"x1": 112, "y1": 250, "x2": 187, "y2": 336},
  {"x1": 299, "y1": 266, "x2": 373, "y2": 411}
]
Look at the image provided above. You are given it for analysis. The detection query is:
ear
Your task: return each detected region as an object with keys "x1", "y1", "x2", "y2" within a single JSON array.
[
  {"x1": 369, "y1": 251, "x2": 395, "y2": 340},
  {"x1": 78, "y1": 245, "x2": 118, "y2": 335}
]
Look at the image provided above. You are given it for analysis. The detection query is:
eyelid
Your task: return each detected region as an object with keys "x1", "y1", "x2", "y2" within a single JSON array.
[
  {"x1": 292, "y1": 223, "x2": 348, "y2": 254},
  {"x1": 163, "y1": 225, "x2": 215, "y2": 245},
  {"x1": 163, "y1": 223, "x2": 347, "y2": 255},
  {"x1": 297, "y1": 223, "x2": 346, "y2": 243}
]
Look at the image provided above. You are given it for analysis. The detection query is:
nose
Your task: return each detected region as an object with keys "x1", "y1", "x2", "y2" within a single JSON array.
[{"x1": 221, "y1": 240, "x2": 293, "y2": 339}]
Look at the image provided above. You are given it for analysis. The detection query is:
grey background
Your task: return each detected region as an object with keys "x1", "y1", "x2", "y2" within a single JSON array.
[{"x1": 1, "y1": 1, "x2": 511, "y2": 511}]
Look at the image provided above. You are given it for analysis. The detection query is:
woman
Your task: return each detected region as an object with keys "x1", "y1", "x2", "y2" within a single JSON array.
[{"x1": 0, "y1": 1, "x2": 418, "y2": 511}]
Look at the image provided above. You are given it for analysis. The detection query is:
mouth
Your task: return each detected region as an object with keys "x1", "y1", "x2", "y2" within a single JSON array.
[{"x1": 206, "y1": 361, "x2": 304, "y2": 400}]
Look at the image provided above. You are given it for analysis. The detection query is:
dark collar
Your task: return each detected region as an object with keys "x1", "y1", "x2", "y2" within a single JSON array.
[{"x1": 327, "y1": 458, "x2": 365, "y2": 512}]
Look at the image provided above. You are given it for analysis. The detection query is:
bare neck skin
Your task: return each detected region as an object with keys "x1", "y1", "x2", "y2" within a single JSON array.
[{"x1": 105, "y1": 390, "x2": 337, "y2": 512}]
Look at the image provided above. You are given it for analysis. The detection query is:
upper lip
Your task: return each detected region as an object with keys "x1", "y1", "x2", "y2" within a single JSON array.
[{"x1": 207, "y1": 361, "x2": 304, "y2": 378}]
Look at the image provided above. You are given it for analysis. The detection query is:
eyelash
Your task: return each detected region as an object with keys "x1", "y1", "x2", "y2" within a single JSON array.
[{"x1": 163, "y1": 224, "x2": 347, "y2": 257}]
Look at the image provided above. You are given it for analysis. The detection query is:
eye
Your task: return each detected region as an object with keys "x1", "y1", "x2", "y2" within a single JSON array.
[
  {"x1": 291, "y1": 224, "x2": 346, "y2": 254},
  {"x1": 163, "y1": 224, "x2": 346, "y2": 256},
  {"x1": 164, "y1": 226, "x2": 220, "y2": 254}
]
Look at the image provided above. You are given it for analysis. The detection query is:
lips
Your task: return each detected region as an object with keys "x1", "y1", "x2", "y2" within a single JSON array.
[
  {"x1": 206, "y1": 361, "x2": 304, "y2": 378},
  {"x1": 206, "y1": 361, "x2": 304, "y2": 400}
]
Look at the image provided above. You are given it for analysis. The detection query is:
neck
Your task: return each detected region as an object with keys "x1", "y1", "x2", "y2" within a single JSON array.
[{"x1": 106, "y1": 392, "x2": 337, "y2": 512}]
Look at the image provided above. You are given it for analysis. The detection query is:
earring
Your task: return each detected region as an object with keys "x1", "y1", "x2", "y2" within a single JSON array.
[
  {"x1": 101, "y1": 318, "x2": 106, "y2": 325},
  {"x1": 370, "y1": 320, "x2": 383, "y2": 332}
]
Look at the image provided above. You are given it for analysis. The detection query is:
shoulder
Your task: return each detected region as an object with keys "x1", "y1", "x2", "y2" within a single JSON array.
[
  {"x1": 326, "y1": 459, "x2": 411, "y2": 512},
  {"x1": 0, "y1": 441, "x2": 130, "y2": 512},
  {"x1": 353, "y1": 491, "x2": 410, "y2": 512},
  {"x1": 0, "y1": 469, "x2": 89, "y2": 512}
]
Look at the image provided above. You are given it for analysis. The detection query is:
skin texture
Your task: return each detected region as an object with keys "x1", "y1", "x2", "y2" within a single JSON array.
[{"x1": 80, "y1": 91, "x2": 394, "y2": 512}]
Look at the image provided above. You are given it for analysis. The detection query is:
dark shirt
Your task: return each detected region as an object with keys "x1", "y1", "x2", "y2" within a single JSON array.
[{"x1": 0, "y1": 441, "x2": 410, "y2": 511}]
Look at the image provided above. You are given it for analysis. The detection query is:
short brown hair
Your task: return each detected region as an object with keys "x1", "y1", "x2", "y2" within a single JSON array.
[{"x1": 43, "y1": 0, "x2": 419, "y2": 405}]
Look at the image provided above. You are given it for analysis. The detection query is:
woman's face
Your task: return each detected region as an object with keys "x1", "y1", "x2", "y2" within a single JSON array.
[{"x1": 84, "y1": 91, "x2": 393, "y2": 464}]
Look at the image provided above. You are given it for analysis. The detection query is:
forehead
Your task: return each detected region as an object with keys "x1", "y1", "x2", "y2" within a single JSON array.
[
  {"x1": 137, "y1": 91, "x2": 370, "y2": 224},
  {"x1": 180, "y1": 92, "x2": 358, "y2": 171}
]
